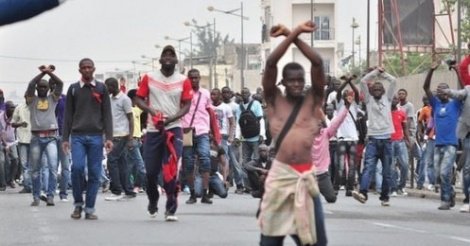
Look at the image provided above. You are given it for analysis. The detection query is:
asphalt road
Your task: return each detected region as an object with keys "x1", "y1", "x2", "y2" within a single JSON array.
[{"x1": 1, "y1": 187, "x2": 469, "y2": 246}]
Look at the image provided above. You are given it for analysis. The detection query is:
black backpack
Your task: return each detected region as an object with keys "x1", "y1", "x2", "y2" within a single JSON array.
[{"x1": 238, "y1": 101, "x2": 260, "y2": 138}]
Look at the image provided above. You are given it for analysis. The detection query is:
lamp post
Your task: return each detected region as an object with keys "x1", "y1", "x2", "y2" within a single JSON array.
[
  {"x1": 355, "y1": 35, "x2": 361, "y2": 67},
  {"x1": 208, "y1": 2, "x2": 249, "y2": 90},
  {"x1": 351, "y1": 18, "x2": 359, "y2": 69},
  {"x1": 140, "y1": 55, "x2": 158, "y2": 71}
]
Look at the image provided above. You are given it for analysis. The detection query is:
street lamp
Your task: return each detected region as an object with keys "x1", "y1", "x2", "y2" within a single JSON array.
[
  {"x1": 185, "y1": 19, "x2": 218, "y2": 88},
  {"x1": 351, "y1": 18, "x2": 359, "y2": 68},
  {"x1": 355, "y1": 35, "x2": 361, "y2": 67},
  {"x1": 208, "y1": 2, "x2": 249, "y2": 90},
  {"x1": 141, "y1": 55, "x2": 158, "y2": 71}
]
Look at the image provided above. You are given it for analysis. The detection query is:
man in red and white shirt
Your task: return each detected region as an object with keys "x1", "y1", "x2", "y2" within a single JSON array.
[{"x1": 135, "y1": 45, "x2": 192, "y2": 221}]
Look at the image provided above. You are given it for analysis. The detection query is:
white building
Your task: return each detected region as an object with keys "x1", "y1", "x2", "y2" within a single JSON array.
[{"x1": 261, "y1": 0, "x2": 338, "y2": 83}]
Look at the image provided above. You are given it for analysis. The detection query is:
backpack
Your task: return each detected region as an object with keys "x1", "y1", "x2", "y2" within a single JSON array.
[{"x1": 238, "y1": 101, "x2": 260, "y2": 138}]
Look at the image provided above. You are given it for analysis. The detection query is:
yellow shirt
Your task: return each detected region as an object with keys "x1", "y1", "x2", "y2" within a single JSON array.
[{"x1": 132, "y1": 106, "x2": 143, "y2": 138}]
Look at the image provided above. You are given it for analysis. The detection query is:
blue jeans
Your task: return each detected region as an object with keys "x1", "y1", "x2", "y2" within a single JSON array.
[
  {"x1": 40, "y1": 154, "x2": 49, "y2": 193},
  {"x1": 259, "y1": 196, "x2": 327, "y2": 246},
  {"x1": 70, "y1": 135, "x2": 104, "y2": 214},
  {"x1": 375, "y1": 160, "x2": 383, "y2": 192},
  {"x1": 390, "y1": 140, "x2": 409, "y2": 191},
  {"x1": 194, "y1": 174, "x2": 228, "y2": 198},
  {"x1": 183, "y1": 133, "x2": 211, "y2": 174},
  {"x1": 462, "y1": 138, "x2": 470, "y2": 203},
  {"x1": 143, "y1": 129, "x2": 183, "y2": 214},
  {"x1": 360, "y1": 137, "x2": 392, "y2": 201},
  {"x1": 222, "y1": 135, "x2": 245, "y2": 187},
  {"x1": 18, "y1": 143, "x2": 31, "y2": 191},
  {"x1": 242, "y1": 140, "x2": 259, "y2": 189},
  {"x1": 126, "y1": 138, "x2": 146, "y2": 189},
  {"x1": 413, "y1": 142, "x2": 426, "y2": 188},
  {"x1": 424, "y1": 139, "x2": 436, "y2": 185},
  {"x1": 57, "y1": 136, "x2": 71, "y2": 198},
  {"x1": 242, "y1": 140, "x2": 259, "y2": 166},
  {"x1": 434, "y1": 145, "x2": 456, "y2": 202},
  {"x1": 107, "y1": 137, "x2": 132, "y2": 195},
  {"x1": 30, "y1": 136, "x2": 58, "y2": 200}
]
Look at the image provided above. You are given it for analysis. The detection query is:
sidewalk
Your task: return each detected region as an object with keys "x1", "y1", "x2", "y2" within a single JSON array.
[{"x1": 406, "y1": 186, "x2": 465, "y2": 203}]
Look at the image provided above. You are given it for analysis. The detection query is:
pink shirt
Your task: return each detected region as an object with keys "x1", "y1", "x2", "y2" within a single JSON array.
[
  {"x1": 181, "y1": 88, "x2": 212, "y2": 136},
  {"x1": 311, "y1": 108, "x2": 348, "y2": 175}
]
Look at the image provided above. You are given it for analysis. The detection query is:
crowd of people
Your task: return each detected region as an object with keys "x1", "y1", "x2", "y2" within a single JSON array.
[{"x1": 2, "y1": 20, "x2": 470, "y2": 246}]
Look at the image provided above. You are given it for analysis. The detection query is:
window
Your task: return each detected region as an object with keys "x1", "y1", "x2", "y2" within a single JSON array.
[
  {"x1": 314, "y1": 16, "x2": 330, "y2": 40},
  {"x1": 323, "y1": 59, "x2": 330, "y2": 74}
]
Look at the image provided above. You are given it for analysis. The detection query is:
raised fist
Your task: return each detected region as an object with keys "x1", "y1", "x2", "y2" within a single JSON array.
[
  {"x1": 298, "y1": 20, "x2": 317, "y2": 33},
  {"x1": 270, "y1": 24, "x2": 289, "y2": 37},
  {"x1": 38, "y1": 65, "x2": 47, "y2": 72}
]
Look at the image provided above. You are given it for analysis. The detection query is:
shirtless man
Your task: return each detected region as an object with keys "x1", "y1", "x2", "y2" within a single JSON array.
[{"x1": 257, "y1": 21, "x2": 327, "y2": 246}]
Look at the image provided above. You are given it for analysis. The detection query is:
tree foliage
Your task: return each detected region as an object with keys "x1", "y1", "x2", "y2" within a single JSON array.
[
  {"x1": 444, "y1": 0, "x2": 470, "y2": 42},
  {"x1": 189, "y1": 19, "x2": 234, "y2": 59}
]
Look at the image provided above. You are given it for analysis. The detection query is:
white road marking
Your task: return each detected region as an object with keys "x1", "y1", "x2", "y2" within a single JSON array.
[
  {"x1": 373, "y1": 222, "x2": 427, "y2": 233},
  {"x1": 449, "y1": 236, "x2": 470, "y2": 244},
  {"x1": 373, "y1": 222, "x2": 470, "y2": 243}
]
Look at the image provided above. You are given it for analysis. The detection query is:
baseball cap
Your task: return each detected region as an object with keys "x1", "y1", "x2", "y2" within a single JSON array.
[{"x1": 161, "y1": 45, "x2": 176, "y2": 57}]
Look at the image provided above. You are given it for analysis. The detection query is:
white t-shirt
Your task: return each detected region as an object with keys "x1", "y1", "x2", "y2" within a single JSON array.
[
  {"x1": 336, "y1": 100, "x2": 359, "y2": 141},
  {"x1": 213, "y1": 102, "x2": 233, "y2": 135}
]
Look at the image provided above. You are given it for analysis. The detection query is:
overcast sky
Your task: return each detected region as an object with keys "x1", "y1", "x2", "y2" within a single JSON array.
[{"x1": 0, "y1": 0, "x2": 375, "y2": 100}]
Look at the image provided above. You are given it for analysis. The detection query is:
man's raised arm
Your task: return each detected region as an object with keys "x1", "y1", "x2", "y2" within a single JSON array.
[
  {"x1": 292, "y1": 21, "x2": 325, "y2": 104},
  {"x1": 262, "y1": 24, "x2": 300, "y2": 105},
  {"x1": 423, "y1": 62, "x2": 439, "y2": 100}
]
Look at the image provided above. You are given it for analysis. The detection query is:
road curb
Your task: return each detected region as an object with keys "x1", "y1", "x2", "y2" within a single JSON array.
[{"x1": 406, "y1": 188, "x2": 465, "y2": 203}]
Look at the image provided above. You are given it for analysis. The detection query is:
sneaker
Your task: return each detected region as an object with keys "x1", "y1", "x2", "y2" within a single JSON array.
[
  {"x1": 427, "y1": 184, "x2": 435, "y2": 191},
  {"x1": 70, "y1": 206, "x2": 82, "y2": 219},
  {"x1": 398, "y1": 189, "x2": 408, "y2": 196},
  {"x1": 459, "y1": 203, "x2": 470, "y2": 213},
  {"x1": 0, "y1": 186, "x2": 6, "y2": 191},
  {"x1": 133, "y1": 187, "x2": 140, "y2": 194},
  {"x1": 391, "y1": 191, "x2": 398, "y2": 197},
  {"x1": 235, "y1": 188, "x2": 244, "y2": 194},
  {"x1": 148, "y1": 203, "x2": 158, "y2": 218},
  {"x1": 85, "y1": 213, "x2": 98, "y2": 220},
  {"x1": 339, "y1": 185, "x2": 345, "y2": 191},
  {"x1": 185, "y1": 196, "x2": 197, "y2": 204},
  {"x1": 46, "y1": 197, "x2": 55, "y2": 206},
  {"x1": 104, "y1": 193, "x2": 124, "y2": 201},
  {"x1": 31, "y1": 199, "x2": 40, "y2": 206},
  {"x1": 8, "y1": 181, "x2": 16, "y2": 188},
  {"x1": 438, "y1": 202, "x2": 451, "y2": 210},
  {"x1": 165, "y1": 212, "x2": 178, "y2": 222},
  {"x1": 251, "y1": 190, "x2": 262, "y2": 198},
  {"x1": 60, "y1": 195, "x2": 69, "y2": 202},
  {"x1": 124, "y1": 192, "x2": 137, "y2": 199},
  {"x1": 183, "y1": 186, "x2": 190, "y2": 194},
  {"x1": 40, "y1": 193, "x2": 47, "y2": 202},
  {"x1": 345, "y1": 190, "x2": 352, "y2": 197},
  {"x1": 18, "y1": 188, "x2": 31, "y2": 194},
  {"x1": 201, "y1": 195, "x2": 213, "y2": 204},
  {"x1": 352, "y1": 191, "x2": 367, "y2": 204},
  {"x1": 381, "y1": 200, "x2": 390, "y2": 207},
  {"x1": 102, "y1": 181, "x2": 110, "y2": 193}
]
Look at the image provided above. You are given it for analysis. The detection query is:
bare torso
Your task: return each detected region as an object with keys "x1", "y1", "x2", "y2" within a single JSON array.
[{"x1": 267, "y1": 91, "x2": 322, "y2": 165}]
